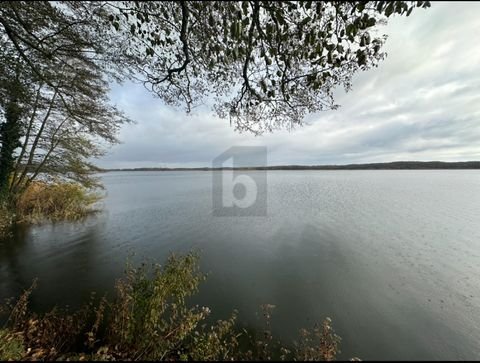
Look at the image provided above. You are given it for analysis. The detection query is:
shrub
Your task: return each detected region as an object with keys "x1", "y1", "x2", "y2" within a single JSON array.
[{"x1": 0, "y1": 253, "x2": 346, "y2": 361}]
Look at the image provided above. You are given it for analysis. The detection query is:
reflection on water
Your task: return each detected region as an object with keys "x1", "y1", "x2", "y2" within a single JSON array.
[{"x1": 1, "y1": 170, "x2": 480, "y2": 360}]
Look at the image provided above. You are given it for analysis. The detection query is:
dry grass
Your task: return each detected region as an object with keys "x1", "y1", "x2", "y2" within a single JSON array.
[{"x1": 15, "y1": 181, "x2": 101, "y2": 224}]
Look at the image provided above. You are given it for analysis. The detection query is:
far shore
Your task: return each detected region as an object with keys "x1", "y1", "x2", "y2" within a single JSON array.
[{"x1": 100, "y1": 161, "x2": 480, "y2": 172}]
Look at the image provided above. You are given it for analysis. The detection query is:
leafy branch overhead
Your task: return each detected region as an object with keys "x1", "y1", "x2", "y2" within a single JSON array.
[{"x1": 107, "y1": 1, "x2": 431, "y2": 134}]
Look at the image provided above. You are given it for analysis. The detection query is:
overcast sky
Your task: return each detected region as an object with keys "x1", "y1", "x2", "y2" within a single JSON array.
[{"x1": 99, "y1": 2, "x2": 480, "y2": 169}]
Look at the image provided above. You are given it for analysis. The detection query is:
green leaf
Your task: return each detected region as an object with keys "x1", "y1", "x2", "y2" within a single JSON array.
[
  {"x1": 385, "y1": 3, "x2": 394, "y2": 17},
  {"x1": 366, "y1": 17, "x2": 376, "y2": 27},
  {"x1": 346, "y1": 23, "x2": 356, "y2": 36},
  {"x1": 242, "y1": 1, "x2": 248, "y2": 14},
  {"x1": 260, "y1": 79, "x2": 267, "y2": 93}
]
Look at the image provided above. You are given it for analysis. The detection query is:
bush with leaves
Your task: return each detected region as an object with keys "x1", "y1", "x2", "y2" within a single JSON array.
[{"x1": 0, "y1": 252, "x2": 349, "y2": 361}]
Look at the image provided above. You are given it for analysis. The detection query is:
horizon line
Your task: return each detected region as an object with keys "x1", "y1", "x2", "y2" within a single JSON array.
[{"x1": 99, "y1": 160, "x2": 480, "y2": 171}]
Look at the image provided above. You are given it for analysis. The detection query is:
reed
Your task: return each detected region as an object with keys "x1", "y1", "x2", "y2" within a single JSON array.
[{"x1": 15, "y1": 181, "x2": 101, "y2": 224}]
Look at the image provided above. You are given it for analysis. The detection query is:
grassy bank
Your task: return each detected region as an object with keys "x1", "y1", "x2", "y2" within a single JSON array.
[{"x1": 0, "y1": 253, "x2": 348, "y2": 361}]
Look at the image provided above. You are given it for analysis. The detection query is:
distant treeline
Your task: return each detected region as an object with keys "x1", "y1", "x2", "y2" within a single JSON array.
[{"x1": 102, "y1": 161, "x2": 480, "y2": 172}]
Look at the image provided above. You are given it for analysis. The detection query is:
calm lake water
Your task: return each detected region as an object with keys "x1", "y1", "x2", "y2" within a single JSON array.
[{"x1": 1, "y1": 170, "x2": 480, "y2": 360}]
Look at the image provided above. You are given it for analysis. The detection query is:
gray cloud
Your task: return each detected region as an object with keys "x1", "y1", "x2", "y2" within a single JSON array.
[{"x1": 99, "y1": 2, "x2": 480, "y2": 168}]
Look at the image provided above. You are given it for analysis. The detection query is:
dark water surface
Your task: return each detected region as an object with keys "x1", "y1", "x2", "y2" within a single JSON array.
[{"x1": 1, "y1": 170, "x2": 480, "y2": 360}]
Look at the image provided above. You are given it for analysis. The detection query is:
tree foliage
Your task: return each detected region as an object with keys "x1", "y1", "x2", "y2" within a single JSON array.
[
  {"x1": 0, "y1": 1, "x2": 131, "y2": 197},
  {"x1": 107, "y1": 1, "x2": 430, "y2": 134}
]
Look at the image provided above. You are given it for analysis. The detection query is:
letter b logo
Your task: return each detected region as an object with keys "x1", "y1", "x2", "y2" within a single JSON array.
[{"x1": 212, "y1": 146, "x2": 267, "y2": 216}]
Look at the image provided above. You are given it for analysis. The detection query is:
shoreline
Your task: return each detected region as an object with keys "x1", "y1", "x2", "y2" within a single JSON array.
[{"x1": 99, "y1": 161, "x2": 480, "y2": 172}]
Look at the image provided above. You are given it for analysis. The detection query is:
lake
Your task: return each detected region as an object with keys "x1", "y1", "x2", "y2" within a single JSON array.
[{"x1": 1, "y1": 170, "x2": 480, "y2": 360}]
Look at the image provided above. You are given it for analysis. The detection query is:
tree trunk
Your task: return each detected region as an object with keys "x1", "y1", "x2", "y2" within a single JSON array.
[{"x1": 0, "y1": 88, "x2": 23, "y2": 201}]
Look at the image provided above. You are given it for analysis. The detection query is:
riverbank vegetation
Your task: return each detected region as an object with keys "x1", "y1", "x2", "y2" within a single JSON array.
[
  {"x1": 0, "y1": 253, "x2": 345, "y2": 361},
  {"x1": 15, "y1": 181, "x2": 100, "y2": 224},
  {"x1": 0, "y1": 180, "x2": 99, "y2": 239}
]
